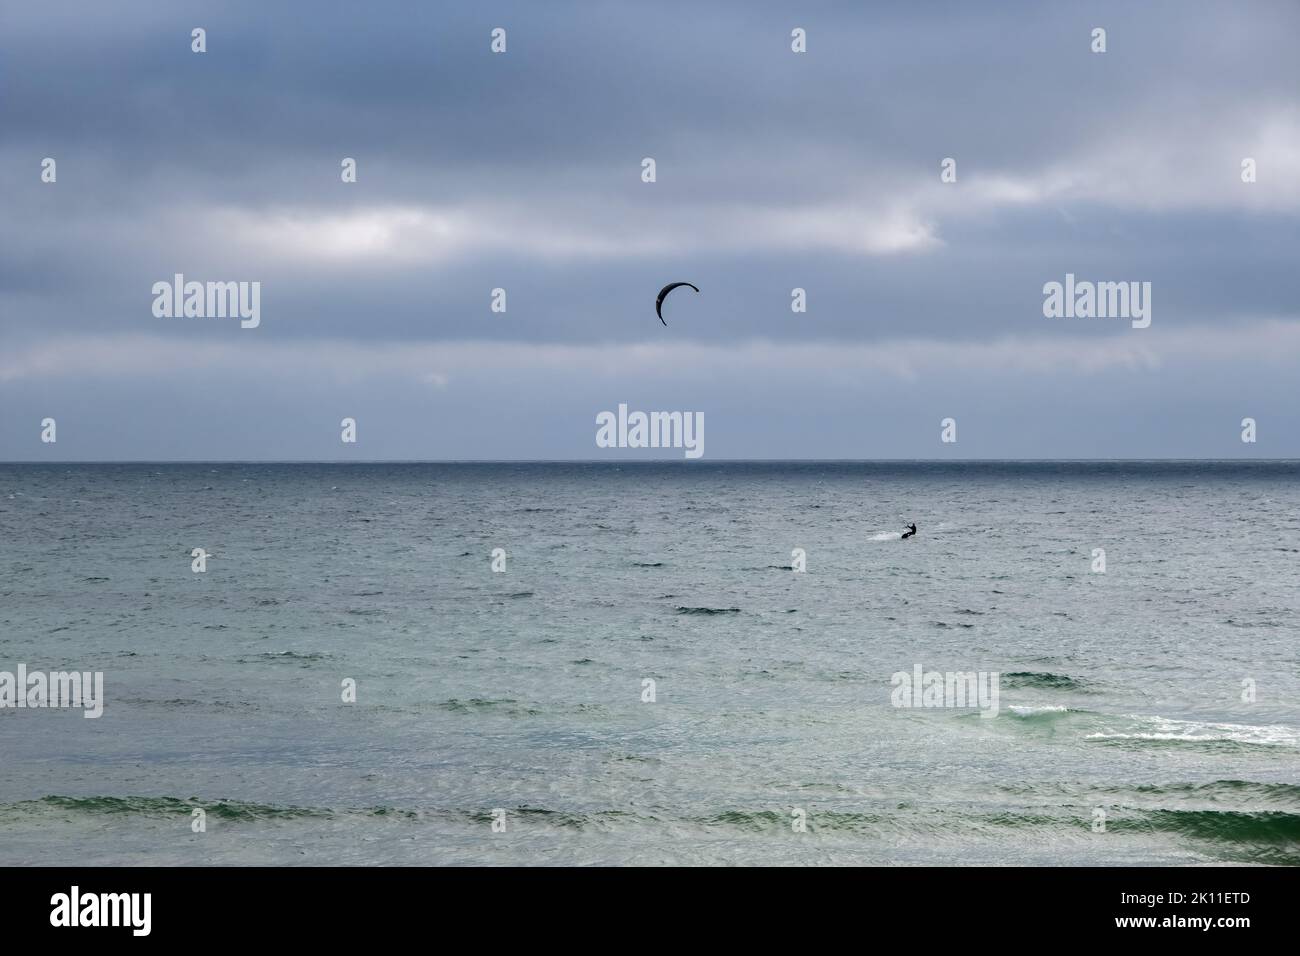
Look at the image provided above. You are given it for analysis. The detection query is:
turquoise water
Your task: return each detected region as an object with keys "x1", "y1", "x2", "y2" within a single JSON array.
[{"x1": 1, "y1": 462, "x2": 1297, "y2": 865}]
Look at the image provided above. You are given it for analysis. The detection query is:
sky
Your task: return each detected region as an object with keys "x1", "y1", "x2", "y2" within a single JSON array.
[{"x1": 1, "y1": 0, "x2": 1298, "y2": 460}]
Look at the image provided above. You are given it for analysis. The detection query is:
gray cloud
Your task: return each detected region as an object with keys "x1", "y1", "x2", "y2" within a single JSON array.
[{"x1": 1, "y1": 0, "x2": 1297, "y2": 457}]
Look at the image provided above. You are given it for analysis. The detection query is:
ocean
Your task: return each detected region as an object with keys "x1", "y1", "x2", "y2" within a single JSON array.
[{"x1": 1, "y1": 461, "x2": 1297, "y2": 865}]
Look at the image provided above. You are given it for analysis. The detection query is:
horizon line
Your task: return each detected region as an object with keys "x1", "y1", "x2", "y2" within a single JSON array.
[{"x1": 0, "y1": 458, "x2": 1295, "y2": 466}]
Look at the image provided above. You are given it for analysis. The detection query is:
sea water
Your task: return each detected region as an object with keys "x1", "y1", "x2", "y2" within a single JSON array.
[{"x1": 0, "y1": 462, "x2": 1297, "y2": 865}]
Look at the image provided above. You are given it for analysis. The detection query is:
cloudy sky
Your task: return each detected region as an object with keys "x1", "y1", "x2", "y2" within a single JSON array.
[{"x1": 2, "y1": 0, "x2": 1298, "y2": 460}]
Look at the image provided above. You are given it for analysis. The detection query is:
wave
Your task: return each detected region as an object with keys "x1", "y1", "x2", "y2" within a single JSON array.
[
  {"x1": 699, "y1": 805, "x2": 1300, "y2": 861},
  {"x1": 0, "y1": 796, "x2": 625, "y2": 830},
  {"x1": 997, "y1": 778, "x2": 1300, "y2": 805},
  {"x1": 116, "y1": 696, "x2": 243, "y2": 711},
  {"x1": 5, "y1": 796, "x2": 1298, "y2": 862},
  {"x1": 1087, "y1": 716, "x2": 1300, "y2": 748},
  {"x1": 1134, "y1": 780, "x2": 1300, "y2": 801},
  {"x1": 1006, "y1": 705, "x2": 1073, "y2": 717},
  {"x1": 436, "y1": 698, "x2": 540, "y2": 716},
  {"x1": 675, "y1": 606, "x2": 741, "y2": 615},
  {"x1": 1118, "y1": 808, "x2": 1300, "y2": 856},
  {"x1": 1003, "y1": 671, "x2": 1090, "y2": 691},
  {"x1": 704, "y1": 809, "x2": 888, "y2": 832},
  {"x1": 236, "y1": 651, "x2": 329, "y2": 664},
  {"x1": 0, "y1": 795, "x2": 335, "y2": 821}
]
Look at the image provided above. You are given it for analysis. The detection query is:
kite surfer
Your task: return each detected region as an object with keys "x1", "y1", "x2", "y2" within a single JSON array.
[{"x1": 901, "y1": 522, "x2": 917, "y2": 540}]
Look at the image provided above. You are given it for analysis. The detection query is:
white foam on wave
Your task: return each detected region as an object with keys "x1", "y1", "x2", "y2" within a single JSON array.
[
  {"x1": 1087, "y1": 715, "x2": 1300, "y2": 747},
  {"x1": 1008, "y1": 705, "x2": 1071, "y2": 716},
  {"x1": 870, "y1": 531, "x2": 902, "y2": 541}
]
